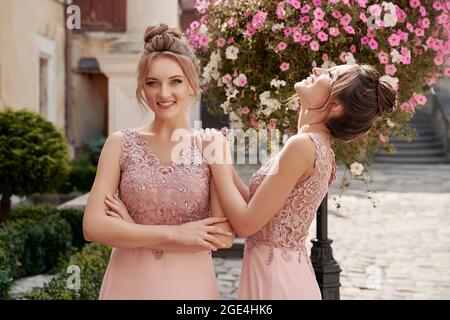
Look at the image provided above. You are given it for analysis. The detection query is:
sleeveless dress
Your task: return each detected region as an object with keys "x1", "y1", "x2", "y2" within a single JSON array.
[
  {"x1": 238, "y1": 133, "x2": 336, "y2": 300},
  {"x1": 99, "y1": 129, "x2": 220, "y2": 300}
]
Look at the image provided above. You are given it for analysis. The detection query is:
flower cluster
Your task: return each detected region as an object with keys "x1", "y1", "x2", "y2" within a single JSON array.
[{"x1": 188, "y1": 0, "x2": 450, "y2": 168}]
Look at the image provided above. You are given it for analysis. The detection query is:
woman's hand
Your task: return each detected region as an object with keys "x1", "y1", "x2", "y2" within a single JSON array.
[
  {"x1": 172, "y1": 217, "x2": 233, "y2": 251},
  {"x1": 199, "y1": 128, "x2": 233, "y2": 165},
  {"x1": 104, "y1": 194, "x2": 136, "y2": 224}
]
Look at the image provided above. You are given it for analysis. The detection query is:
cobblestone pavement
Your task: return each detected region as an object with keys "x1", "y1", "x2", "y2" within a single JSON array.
[{"x1": 213, "y1": 163, "x2": 450, "y2": 300}]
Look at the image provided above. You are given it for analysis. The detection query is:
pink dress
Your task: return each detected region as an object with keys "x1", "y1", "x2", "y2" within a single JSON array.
[
  {"x1": 238, "y1": 133, "x2": 336, "y2": 300},
  {"x1": 99, "y1": 129, "x2": 220, "y2": 300}
]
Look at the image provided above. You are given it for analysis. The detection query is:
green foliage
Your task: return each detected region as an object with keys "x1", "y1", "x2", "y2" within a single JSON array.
[
  {"x1": 189, "y1": 0, "x2": 449, "y2": 167},
  {"x1": 0, "y1": 205, "x2": 86, "y2": 299},
  {"x1": 27, "y1": 243, "x2": 111, "y2": 300},
  {"x1": 0, "y1": 107, "x2": 70, "y2": 199},
  {"x1": 57, "y1": 155, "x2": 97, "y2": 194},
  {"x1": 87, "y1": 136, "x2": 106, "y2": 166}
]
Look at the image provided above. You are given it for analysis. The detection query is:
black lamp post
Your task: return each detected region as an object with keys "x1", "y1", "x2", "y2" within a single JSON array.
[{"x1": 310, "y1": 194, "x2": 342, "y2": 300}]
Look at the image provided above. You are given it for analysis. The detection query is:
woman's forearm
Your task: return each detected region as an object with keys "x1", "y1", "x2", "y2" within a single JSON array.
[
  {"x1": 83, "y1": 214, "x2": 175, "y2": 249},
  {"x1": 211, "y1": 164, "x2": 250, "y2": 236},
  {"x1": 232, "y1": 166, "x2": 250, "y2": 202}
]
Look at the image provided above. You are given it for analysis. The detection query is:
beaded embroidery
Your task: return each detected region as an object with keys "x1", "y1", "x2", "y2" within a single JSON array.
[{"x1": 245, "y1": 133, "x2": 336, "y2": 265}]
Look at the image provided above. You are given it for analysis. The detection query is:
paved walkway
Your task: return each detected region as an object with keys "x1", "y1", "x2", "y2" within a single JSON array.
[{"x1": 214, "y1": 163, "x2": 450, "y2": 300}]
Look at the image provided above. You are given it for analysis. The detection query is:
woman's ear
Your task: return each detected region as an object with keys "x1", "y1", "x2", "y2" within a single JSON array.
[{"x1": 329, "y1": 100, "x2": 344, "y2": 118}]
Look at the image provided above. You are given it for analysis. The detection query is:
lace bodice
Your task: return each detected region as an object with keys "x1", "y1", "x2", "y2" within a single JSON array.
[
  {"x1": 118, "y1": 129, "x2": 212, "y2": 258},
  {"x1": 246, "y1": 133, "x2": 336, "y2": 265}
]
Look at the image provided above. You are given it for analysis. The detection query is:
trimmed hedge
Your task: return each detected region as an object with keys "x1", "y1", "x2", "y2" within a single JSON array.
[
  {"x1": 27, "y1": 243, "x2": 111, "y2": 300},
  {"x1": 0, "y1": 205, "x2": 86, "y2": 299}
]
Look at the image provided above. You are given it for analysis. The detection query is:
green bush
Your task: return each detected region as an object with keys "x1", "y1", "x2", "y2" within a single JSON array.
[
  {"x1": 57, "y1": 155, "x2": 96, "y2": 194},
  {"x1": 0, "y1": 243, "x2": 13, "y2": 299},
  {"x1": 0, "y1": 107, "x2": 70, "y2": 221},
  {"x1": 0, "y1": 216, "x2": 72, "y2": 277},
  {"x1": 87, "y1": 136, "x2": 106, "y2": 166},
  {"x1": 27, "y1": 243, "x2": 111, "y2": 300},
  {"x1": 11, "y1": 204, "x2": 86, "y2": 250},
  {"x1": 0, "y1": 207, "x2": 77, "y2": 299}
]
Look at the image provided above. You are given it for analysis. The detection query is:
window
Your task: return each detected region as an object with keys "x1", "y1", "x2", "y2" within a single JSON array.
[
  {"x1": 73, "y1": 0, "x2": 127, "y2": 32},
  {"x1": 39, "y1": 57, "x2": 49, "y2": 117}
]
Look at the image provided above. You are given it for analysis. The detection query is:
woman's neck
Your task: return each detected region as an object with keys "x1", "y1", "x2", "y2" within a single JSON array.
[
  {"x1": 147, "y1": 116, "x2": 193, "y2": 141},
  {"x1": 297, "y1": 107, "x2": 331, "y2": 142}
]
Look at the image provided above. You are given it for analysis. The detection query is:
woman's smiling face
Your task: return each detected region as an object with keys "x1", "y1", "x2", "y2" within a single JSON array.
[
  {"x1": 143, "y1": 55, "x2": 195, "y2": 121},
  {"x1": 294, "y1": 64, "x2": 353, "y2": 110}
]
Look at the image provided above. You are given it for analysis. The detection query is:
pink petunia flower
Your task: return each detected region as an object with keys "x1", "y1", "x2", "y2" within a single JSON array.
[
  {"x1": 368, "y1": 38, "x2": 378, "y2": 49},
  {"x1": 340, "y1": 13, "x2": 352, "y2": 26},
  {"x1": 332, "y1": 11, "x2": 342, "y2": 19},
  {"x1": 419, "y1": 5, "x2": 428, "y2": 17},
  {"x1": 388, "y1": 34, "x2": 401, "y2": 47},
  {"x1": 227, "y1": 18, "x2": 237, "y2": 27},
  {"x1": 313, "y1": 7, "x2": 325, "y2": 20},
  {"x1": 433, "y1": 1, "x2": 442, "y2": 11},
  {"x1": 385, "y1": 64, "x2": 397, "y2": 75},
  {"x1": 329, "y1": 27, "x2": 340, "y2": 37},
  {"x1": 277, "y1": 41, "x2": 287, "y2": 51},
  {"x1": 379, "y1": 133, "x2": 387, "y2": 143},
  {"x1": 413, "y1": 92, "x2": 427, "y2": 105},
  {"x1": 300, "y1": 15, "x2": 310, "y2": 24},
  {"x1": 322, "y1": 53, "x2": 329, "y2": 61},
  {"x1": 444, "y1": 67, "x2": 450, "y2": 77},
  {"x1": 318, "y1": 31, "x2": 329, "y2": 42},
  {"x1": 344, "y1": 25, "x2": 355, "y2": 34},
  {"x1": 300, "y1": 4, "x2": 310, "y2": 14},
  {"x1": 409, "y1": 0, "x2": 420, "y2": 9},
  {"x1": 267, "y1": 121, "x2": 277, "y2": 131},
  {"x1": 240, "y1": 106, "x2": 250, "y2": 115},
  {"x1": 280, "y1": 62, "x2": 290, "y2": 71},
  {"x1": 378, "y1": 51, "x2": 389, "y2": 64},
  {"x1": 216, "y1": 37, "x2": 226, "y2": 47},
  {"x1": 250, "y1": 116, "x2": 259, "y2": 127},
  {"x1": 310, "y1": 40, "x2": 320, "y2": 51},
  {"x1": 361, "y1": 36, "x2": 370, "y2": 45}
]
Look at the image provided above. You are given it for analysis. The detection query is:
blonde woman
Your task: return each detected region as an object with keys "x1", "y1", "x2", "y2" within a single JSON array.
[{"x1": 82, "y1": 24, "x2": 235, "y2": 300}]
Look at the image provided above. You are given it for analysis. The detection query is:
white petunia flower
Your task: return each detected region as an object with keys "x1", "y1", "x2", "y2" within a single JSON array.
[
  {"x1": 345, "y1": 52, "x2": 357, "y2": 65},
  {"x1": 225, "y1": 45, "x2": 239, "y2": 60},
  {"x1": 350, "y1": 162, "x2": 364, "y2": 176},
  {"x1": 270, "y1": 79, "x2": 287, "y2": 89},
  {"x1": 259, "y1": 91, "x2": 281, "y2": 116},
  {"x1": 386, "y1": 118, "x2": 395, "y2": 128},
  {"x1": 271, "y1": 23, "x2": 285, "y2": 32},
  {"x1": 199, "y1": 23, "x2": 208, "y2": 34},
  {"x1": 225, "y1": 86, "x2": 239, "y2": 101},
  {"x1": 220, "y1": 100, "x2": 230, "y2": 114},
  {"x1": 390, "y1": 49, "x2": 401, "y2": 64},
  {"x1": 233, "y1": 73, "x2": 248, "y2": 87},
  {"x1": 382, "y1": 2, "x2": 398, "y2": 27}
]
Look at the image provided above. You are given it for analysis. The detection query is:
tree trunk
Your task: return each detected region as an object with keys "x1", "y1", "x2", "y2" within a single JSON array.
[{"x1": 0, "y1": 194, "x2": 12, "y2": 223}]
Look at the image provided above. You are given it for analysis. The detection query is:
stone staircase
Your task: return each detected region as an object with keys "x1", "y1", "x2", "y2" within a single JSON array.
[{"x1": 374, "y1": 110, "x2": 450, "y2": 164}]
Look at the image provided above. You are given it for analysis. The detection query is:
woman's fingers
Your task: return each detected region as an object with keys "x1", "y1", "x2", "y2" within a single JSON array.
[
  {"x1": 104, "y1": 198, "x2": 122, "y2": 212},
  {"x1": 206, "y1": 226, "x2": 234, "y2": 237},
  {"x1": 203, "y1": 234, "x2": 227, "y2": 248},
  {"x1": 106, "y1": 210, "x2": 122, "y2": 219},
  {"x1": 199, "y1": 239, "x2": 217, "y2": 251},
  {"x1": 202, "y1": 216, "x2": 227, "y2": 225}
]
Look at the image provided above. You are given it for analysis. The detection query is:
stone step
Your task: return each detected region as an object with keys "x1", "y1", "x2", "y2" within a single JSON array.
[
  {"x1": 391, "y1": 134, "x2": 442, "y2": 143},
  {"x1": 393, "y1": 140, "x2": 444, "y2": 149},
  {"x1": 373, "y1": 155, "x2": 450, "y2": 164},
  {"x1": 377, "y1": 147, "x2": 447, "y2": 157}
]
